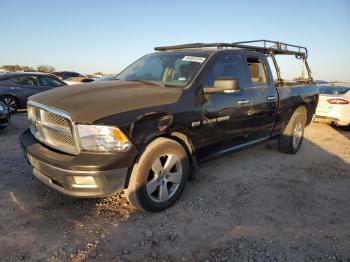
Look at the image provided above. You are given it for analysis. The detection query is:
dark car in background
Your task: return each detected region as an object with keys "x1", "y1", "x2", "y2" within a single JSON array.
[
  {"x1": 0, "y1": 72, "x2": 67, "y2": 113},
  {"x1": 53, "y1": 71, "x2": 85, "y2": 80},
  {"x1": 0, "y1": 101, "x2": 10, "y2": 128}
]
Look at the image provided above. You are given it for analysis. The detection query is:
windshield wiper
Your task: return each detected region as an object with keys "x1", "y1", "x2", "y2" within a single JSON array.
[{"x1": 131, "y1": 80, "x2": 166, "y2": 87}]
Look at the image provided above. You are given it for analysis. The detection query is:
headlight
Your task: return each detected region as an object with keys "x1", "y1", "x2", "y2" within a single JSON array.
[
  {"x1": 0, "y1": 105, "x2": 4, "y2": 111},
  {"x1": 77, "y1": 125, "x2": 132, "y2": 152}
]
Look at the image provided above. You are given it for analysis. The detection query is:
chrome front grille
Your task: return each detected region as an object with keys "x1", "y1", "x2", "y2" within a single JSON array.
[
  {"x1": 27, "y1": 102, "x2": 80, "y2": 155},
  {"x1": 45, "y1": 112, "x2": 70, "y2": 128}
]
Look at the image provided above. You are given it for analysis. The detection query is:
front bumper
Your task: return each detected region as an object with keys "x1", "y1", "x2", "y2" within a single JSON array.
[{"x1": 20, "y1": 129, "x2": 138, "y2": 197}]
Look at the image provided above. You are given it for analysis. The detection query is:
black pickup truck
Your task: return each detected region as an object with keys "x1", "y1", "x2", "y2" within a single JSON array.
[{"x1": 20, "y1": 40, "x2": 319, "y2": 212}]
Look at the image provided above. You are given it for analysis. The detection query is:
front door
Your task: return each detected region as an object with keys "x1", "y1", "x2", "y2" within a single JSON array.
[{"x1": 198, "y1": 53, "x2": 252, "y2": 158}]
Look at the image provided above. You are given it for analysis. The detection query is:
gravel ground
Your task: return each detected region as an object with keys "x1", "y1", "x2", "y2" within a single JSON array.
[{"x1": 0, "y1": 113, "x2": 349, "y2": 262}]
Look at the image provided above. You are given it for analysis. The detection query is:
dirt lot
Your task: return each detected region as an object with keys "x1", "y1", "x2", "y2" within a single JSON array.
[{"x1": 0, "y1": 113, "x2": 349, "y2": 262}]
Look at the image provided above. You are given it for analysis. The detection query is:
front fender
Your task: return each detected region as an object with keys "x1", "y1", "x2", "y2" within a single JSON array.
[{"x1": 129, "y1": 112, "x2": 174, "y2": 150}]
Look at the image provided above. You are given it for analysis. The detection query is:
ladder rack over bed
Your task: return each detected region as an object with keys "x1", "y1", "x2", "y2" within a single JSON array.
[{"x1": 155, "y1": 40, "x2": 314, "y2": 85}]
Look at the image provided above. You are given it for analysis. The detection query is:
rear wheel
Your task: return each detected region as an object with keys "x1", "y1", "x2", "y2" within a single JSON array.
[
  {"x1": 125, "y1": 137, "x2": 189, "y2": 212},
  {"x1": 0, "y1": 95, "x2": 19, "y2": 113},
  {"x1": 278, "y1": 107, "x2": 306, "y2": 154}
]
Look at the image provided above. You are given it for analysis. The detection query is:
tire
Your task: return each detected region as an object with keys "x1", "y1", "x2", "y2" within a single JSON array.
[
  {"x1": 278, "y1": 107, "x2": 307, "y2": 154},
  {"x1": 125, "y1": 137, "x2": 189, "y2": 212},
  {"x1": 0, "y1": 95, "x2": 19, "y2": 114}
]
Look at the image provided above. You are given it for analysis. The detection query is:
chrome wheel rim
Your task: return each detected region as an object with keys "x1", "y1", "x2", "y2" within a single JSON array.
[
  {"x1": 293, "y1": 120, "x2": 303, "y2": 148},
  {"x1": 146, "y1": 154, "x2": 182, "y2": 203},
  {"x1": 2, "y1": 97, "x2": 17, "y2": 113}
]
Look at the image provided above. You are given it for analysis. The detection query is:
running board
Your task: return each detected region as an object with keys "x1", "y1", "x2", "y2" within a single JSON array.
[{"x1": 200, "y1": 136, "x2": 271, "y2": 163}]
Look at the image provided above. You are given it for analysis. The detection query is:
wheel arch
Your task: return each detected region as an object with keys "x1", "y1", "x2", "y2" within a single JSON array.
[{"x1": 124, "y1": 131, "x2": 196, "y2": 189}]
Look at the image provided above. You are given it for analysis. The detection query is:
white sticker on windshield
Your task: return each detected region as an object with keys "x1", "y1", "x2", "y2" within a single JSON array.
[{"x1": 182, "y1": 56, "x2": 206, "y2": 63}]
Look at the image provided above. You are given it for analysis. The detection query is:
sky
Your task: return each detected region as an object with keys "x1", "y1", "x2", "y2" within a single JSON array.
[{"x1": 0, "y1": 0, "x2": 349, "y2": 81}]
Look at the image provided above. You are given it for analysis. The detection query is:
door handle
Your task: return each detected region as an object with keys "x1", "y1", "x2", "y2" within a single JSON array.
[
  {"x1": 267, "y1": 96, "x2": 277, "y2": 101},
  {"x1": 237, "y1": 100, "x2": 252, "y2": 105}
]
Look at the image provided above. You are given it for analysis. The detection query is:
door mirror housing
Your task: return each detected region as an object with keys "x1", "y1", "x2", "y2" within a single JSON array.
[{"x1": 203, "y1": 78, "x2": 240, "y2": 94}]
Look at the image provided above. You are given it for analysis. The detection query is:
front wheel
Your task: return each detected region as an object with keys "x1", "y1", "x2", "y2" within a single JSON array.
[
  {"x1": 125, "y1": 137, "x2": 189, "y2": 212},
  {"x1": 278, "y1": 107, "x2": 306, "y2": 154}
]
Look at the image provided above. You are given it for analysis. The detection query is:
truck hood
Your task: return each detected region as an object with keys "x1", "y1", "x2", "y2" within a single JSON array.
[{"x1": 29, "y1": 80, "x2": 182, "y2": 123}]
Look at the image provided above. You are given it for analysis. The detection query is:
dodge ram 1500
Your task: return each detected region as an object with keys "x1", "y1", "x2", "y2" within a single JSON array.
[{"x1": 20, "y1": 40, "x2": 319, "y2": 212}]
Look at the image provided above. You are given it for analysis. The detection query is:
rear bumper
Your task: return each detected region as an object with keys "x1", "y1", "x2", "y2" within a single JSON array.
[
  {"x1": 315, "y1": 102, "x2": 350, "y2": 126},
  {"x1": 20, "y1": 129, "x2": 138, "y2": 197},
  {"x1": 314, "y1": 115, "x2": 339, "y2": 124},
  {"x1": 314, "y1": 114, "x2": 350, "y2": 126}
]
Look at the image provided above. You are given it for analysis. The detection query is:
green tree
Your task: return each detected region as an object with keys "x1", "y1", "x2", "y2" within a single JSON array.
[
  {"x1": 293, "y1": 76, "x2": 306, "y2": 81},
  {"x1": 21, "y1": 66, "x2": 36, "y2": 72},
  {"x1": 37, "y1": 65, "x2": 55, "y2": 73},
  {"x1": 2, "y1": 65, "x2": 22, "y2": 71}
]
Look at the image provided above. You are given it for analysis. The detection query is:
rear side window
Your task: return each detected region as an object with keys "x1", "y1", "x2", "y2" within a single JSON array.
[
  {"x1": 0, "y1": 79, "x2": 17, "y2": 86},
  {"x1": 246, "y1": 57, "x2": 268, "y2": 86},
  {"x1": 319, "y1": 86, "x2": 350, "y2": 95},
  {"x1": 38, "y1": 76, "x2": 65, "y2": 87},
  {"x1": 8, "y1": 76, "x2": 39, "y2": 86},
  {"x1": 201, "y1": 54, "x2": 244, "y2": 87}
]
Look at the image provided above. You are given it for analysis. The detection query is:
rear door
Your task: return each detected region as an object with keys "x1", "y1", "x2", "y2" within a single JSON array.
[{"x1": 241, "y1": 54, "x2": 278, "y2": 140}]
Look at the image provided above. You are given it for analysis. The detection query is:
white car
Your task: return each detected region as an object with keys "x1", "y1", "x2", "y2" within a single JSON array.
[
  {"x1": 315, "y1": 84, "x2": 350, "y2": 126},
  {"x1": 64, "y1": 77, "x2": 95, "y2": 85}
]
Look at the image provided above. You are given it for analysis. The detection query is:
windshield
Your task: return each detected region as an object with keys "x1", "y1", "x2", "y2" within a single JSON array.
[
  {"x1": 117, "y1": 52, "x2": 209, "y2": 87},
  {"x1": 319, "y1": 86, "x2": 350, "y2": 95}
]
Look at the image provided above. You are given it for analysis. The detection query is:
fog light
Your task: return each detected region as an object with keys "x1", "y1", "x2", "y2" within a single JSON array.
[{"x1": 72, "y1": 176, "x2": 97, "y2": 188}]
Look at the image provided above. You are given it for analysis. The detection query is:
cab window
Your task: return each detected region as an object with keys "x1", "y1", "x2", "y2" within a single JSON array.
[
  {"x1": 246, "y1": 57, "x2": 268, "y2": 86},
  {"x1": 201, "y1": 54, "x2": 244, "y2": 87}
]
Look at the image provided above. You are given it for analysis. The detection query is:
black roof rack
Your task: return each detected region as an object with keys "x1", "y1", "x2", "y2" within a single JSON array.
[
  {"x1": 155, "y1": 40, "x2": 313, "y2": 86},
  {"x1": 154, "y1": 39, "x2": 308, "y2": 58}
]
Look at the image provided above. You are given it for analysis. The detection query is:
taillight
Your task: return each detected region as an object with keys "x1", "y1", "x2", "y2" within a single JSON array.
[{"x1": 327, "y1": 98, "x2": 349, "y2": 105}]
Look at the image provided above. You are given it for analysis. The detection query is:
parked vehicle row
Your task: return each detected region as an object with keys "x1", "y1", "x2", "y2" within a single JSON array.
[
  {"x1": 0, "y1": 72, "x2": 67, "y2": 113},
  {"x1": 64, "y1": 77, "x2": 95, "y2": 85},
  {"x1": 20, "y1": 40, "x2": 319, "y2": 212},
  {"x1": 64, "y1": 75, "x2": 118, "y2": 85},
  {"x1": 0, "y1": 70, "x2": 121, "y2": 114},
  {"x1": 52, "y1": 71, "x2": 85, "y2": 80}
]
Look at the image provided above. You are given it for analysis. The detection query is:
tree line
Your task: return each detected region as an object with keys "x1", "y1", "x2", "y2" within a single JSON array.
[{"x1": 1, "y1": 65, "x2": 55, "y2": 73}]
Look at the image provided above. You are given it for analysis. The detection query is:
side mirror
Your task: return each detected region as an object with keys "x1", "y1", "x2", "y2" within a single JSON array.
[{"x1": 203, "y1": 78, "x2": 240, "y2": 94}]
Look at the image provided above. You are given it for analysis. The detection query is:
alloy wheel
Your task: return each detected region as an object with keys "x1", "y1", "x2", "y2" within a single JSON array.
[
  {"x1": 293, "y1": 120, "x2": 303, "y2": 149},
  {"x1": 2, "y1": 97, "x2": 17, "y2": 113},
  {"x1": 146, "y1": 154, "x2": 183, "y2": 203}
]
